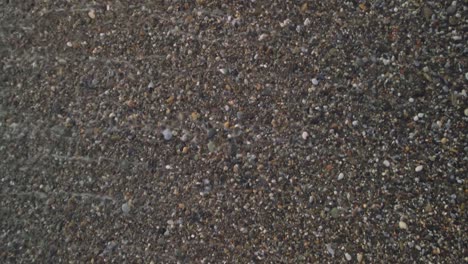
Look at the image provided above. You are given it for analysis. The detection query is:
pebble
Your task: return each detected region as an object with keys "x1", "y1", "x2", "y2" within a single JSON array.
[
  {"x1": 301, "y1": 131, "x2": 309, "y2": 140},
  {"x1": 422, "y1": 6, "x2": 432, "y2": 20},
  {"x1": 236, "y1": 111, "x2": 244, "y2": 120},
  {"x1": 383, "y1": 160, "x2": 390, "y2": 167},
  {"x1": 464, "y1": 108, "x2": 468, "y2": 116},
  {"x1": 352, "y1": 120, "x2": 359, "y2": 127},
  {"x1": 446, "y1": 2, "x2": 457, "y2": 15},
  {"x1": 326, "y1": 244, "x2": 335, "y2": 256},
  {"x1": 182, "y1": 146, "x2": 189, "y2": 154},
  {"x1": 207, "y1": 128, "x2": 216, "y2": 139},
  {"x1": 357, "y1": 253, "x2": 363, "y2": 263},
  {"x1": 337, "y1": 173, "x2": 344, "y2": 181},
  {"x1": 399, "y1": 221, "x2": 408, "y2": 230},
  {"x1": 415, "y1": 165, "x2": 423, "y2": 172},
  {"x1": 258, "y1": 34, "x2": 268, "y2": 41},
  {"x1": 122, "y1": 202, "x2": 130, "y2": 214},
  {"x1": 345, "y1": 253, "x2": 352, "y2": 261},
  {"x1": 207, "y1": 141, "x2": 216, "y2": 152},
  {"x1": 312, "y1": 78, "x2": 319, "y2": 85},
  {"x1": 330, "y1": 207, "x2": 340, "y2": 218},
  {"x1": 304, "y1": 18, "x2": 311, "y2": 26},
  {"x1": 88, "y1": 9, "x2": 96, "y2": 19},
  {"x1": 162, "y1": 128, "x2": 173, "y2": 141}
]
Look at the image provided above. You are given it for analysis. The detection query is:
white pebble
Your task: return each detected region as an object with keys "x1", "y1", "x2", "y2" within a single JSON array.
[
  {"x1": 352, "y1": 120, "x2": 359, "y2": 127},
  {"x1": 418, "y1": 113, "x2": 424, "y2": 118},
  {"x1": 312, "y1": 78, "x2": 319, "y2": 85},
  {"x1": 258, "y1": 34, "x2": 268, "y2": 41},
  {"x1": 409, "y1": 98, "x2": 414, "y2": 103},
  {"x1": 413, "y1": 116, "x2": 419, "y2": 121},
  {"x1": 399, "y1": 221, "x2": 408, "y2": 229},
  {"x1": 337, "y1": 173, "x2": 344, "y2": 181},
  {"x1": 162, "y1": 128, "x2": 173, "y2": 140},
  {"x1": 383, "y1": 160, "x2": 390, "y2": 167},
  {"x1": 66, "y1": 41, "x2": 73, "y2": 47},
  {"x1": 345, "y1": 253, "x2": 352, "y2": 261},
  {"x1": 304, "y1": 18, "x2": 311, "y2": 26},
  {"x1": 464, "y1": 108, "x2": 468, "y2": 116},
  {"x1": 415, "y1": 165, "x2": 423, "y2": 172},
  {"x1": 88, "y1": 9, "x2": 96, "y2": 19},
  {"x1": 302, "y1": 131, "x2": 309, "y2": 140}
]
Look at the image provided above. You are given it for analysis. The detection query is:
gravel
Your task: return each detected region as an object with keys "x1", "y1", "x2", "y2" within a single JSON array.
[{"x1": 1, "y1": 0, "x2": 466, "y2": 263}]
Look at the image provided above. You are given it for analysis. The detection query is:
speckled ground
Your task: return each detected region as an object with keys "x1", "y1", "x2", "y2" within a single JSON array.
[{"x1": 1, "y1": 1, "x2": 466, "y2": 263}]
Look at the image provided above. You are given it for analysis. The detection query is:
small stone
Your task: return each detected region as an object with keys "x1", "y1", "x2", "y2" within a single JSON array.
[
  {"x1": 66, "y1": 41, "x2": 73, "y2": 47},
  {"x1": 399, "y1": 221, "x2": 408, "y2": 230},
  {"x1": 207, "y1": 128, "x2": 216, "y2": 139},
  {"x1": 415, "y1": 165, "x2": 423, "y2": 172},
  {"x1": 223, "y1": 121, "x2": 230, "y2": 129},
  {"x1": 330, "y1": 207, "x2": 340, "y2": 218},
  {"x1": 357, "y1": 253, "x2": 364, "y2": 263},
  {"x1": 345, "y1": 253, "x2": 352, "y2": 261},
  {"x1": 422, "y1": 6, "x2": 432, "y2": 20},
  {"x1": 446, "y1": 3, "x2": 457, "y2": 15},
  {"x1": 166, "y1": 95, "x2": 175, "y2": 104},
  {"x1": 207, "y1": 141, "x2": 216, "y2": 152},
  {"x1": 383, "y1": 160, "x2": 390, "y2": 167},
  {"x1": 122, "y1": 203, "x2": 130, "y2": 214},
  {"x1": 191, "y1": 112, "x2": 199, "y2": 121},
  {"x1": 464, "y1": 108, "x2": 468, "y2": 116},
  {"x1": 326, "y1": 244, "x2": 335, "y2": 256},
  {"x1": 236, "y1": 111, "x2": 244, "y2": 120},
  {"x1": 88, "y1": 9, "x2": 96, "y2": 19},
  {"x1": 233, "y1": 164, "x2": 240, "y2": 173},
  {"x1": 302, "y1": 131, "x2": 309, "y2": 140},
  {"x1": 409, "y1": 97, "x2": 414, "y2": 103},
  {"x1": 182, "y1": 146, "x2": 189, "y2": 154},
  {"x1": 337, "y1": 173, "x2": 344, "y2": 181},
  {"x1": 304, "y1": 18, "x2": 311, "y2": 26},
  {"x1": 440, "y1": 138, "x2": 448, "y2": 144},
  {"x1": 258, "y1": 34, "x2": 268, "y2": 41},
  {"x1": 352, "y1": 120, "x2": 359, "y2": 127},
  {"x1": 162, "y1": 128, "x2": 173, "y2": 141},
  {"x1": 312, "y1": 78, "x2": 319, "y2": 85}
]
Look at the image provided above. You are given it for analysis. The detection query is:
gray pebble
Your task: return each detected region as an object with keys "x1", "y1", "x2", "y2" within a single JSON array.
[
  {"x1": 447, "y1": 3, "x2": 457, "y2": 15},
  {"x1": 162, "y1": 128, "x2": 173, "y2": 141},
  {"x1": 326, "y1": 244, "x2": 335, "y2": 256},
  {"x1": 237, "y1": 111, "x2": 244, "y2": 120},
  {"x1": 207, "y1": 128, "x2": 216, "y2": 139},
  {"x1": 122, "y1": 202, "x2": 130, "y2": 214}
]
